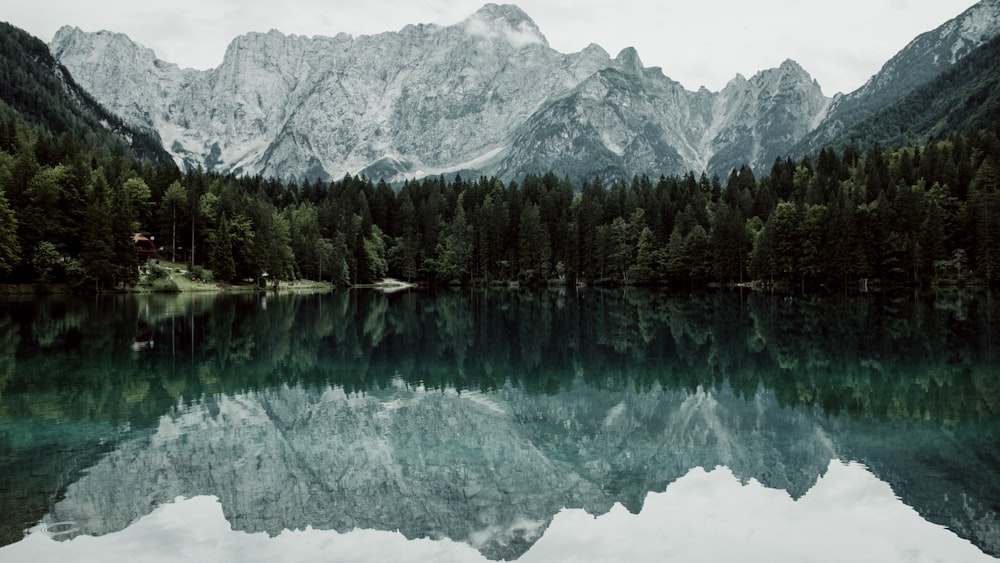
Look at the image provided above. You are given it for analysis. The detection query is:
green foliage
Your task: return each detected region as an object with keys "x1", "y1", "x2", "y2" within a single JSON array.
[
  {"x1": 77, "y1": 169, "x2": 115, "y2": 291},
  {"x1": 518, "y1": 203, "x2": 550, "y2": 284},
  {"x1": 0, "y1": 186, "x2": 18, "y2": 276},
  {"x1": 0, "y1": 124, "x2": 997, "y2": 289},
  {"x1": 149, "y1": 276, "x2": 180, "y2": 293},
  {"x1": 427, "y1": 193, "x2": 472, "y2": 284},
  {"x1": 252, "y1": 203, "x2": 295, "y2": 287},
  {"x1": 161, "y1": 181, "x2": 187, "y2": 263},
  {"x1": 123, "y1": 177, "x2": 152, "y2": 230},
  {"x1": 189, "y1": 265, "x2": 210, "y2": 282},
  {"x1": 208, "y1": 212, "x2": 237, "y2": 283},
  {"x1": 710, "y1": 202, "x2": 750, "y2": 283},
  {"x1": 144, "y1": 264, "x2": 169, "y2": 281},
  {"x1": 360, "y1": 225, "x2": 389, "y2": 284},
  {"x1": 30, "y1": 240, "x2": 60, "y2": 283},
  {"x1": 969, "y1": 155, "x2": 1000, "y2": 283}
]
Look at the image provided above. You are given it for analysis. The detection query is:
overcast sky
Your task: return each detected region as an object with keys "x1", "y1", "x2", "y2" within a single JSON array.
[{"x1": 5, "y1": 0, "x2": 981, "y2": 95}]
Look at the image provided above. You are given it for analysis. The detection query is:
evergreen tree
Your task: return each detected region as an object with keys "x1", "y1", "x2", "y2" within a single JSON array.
[
  {"x1": 78, "y1": 169, "x2": 115, "y2": 291},
  {"x1": 209, "y1": 212, "x2": 236, "y2": 283},
  {"x1": 251, "y1": 202, "x2": 295, "y2": 287},
  {"x1": 969, "y1": 155, "x2": 1000, "y2": 282},
  {"x1": 681, "y1": 225, "x2": 712, "y2": 281},
  {"x1": 770, "y1": 202, "x2": 805, "y2": 285},
  {"x1": 0, "y1": 186, "x2": 19, "y2": 277},
  {"x1": 328, "y1": 232, "x2": 351, "y2": 286},
  {"x1": 749, "y1": 216, "x2": 777, "y2": 285},
  {"x1": 629, "y1": 226, "x2": 658, "y2": 284},
  {"x1": 664, "y1": 226, "x2": 686, "y2": 282},
  {"x1": 800, "y1": 204, "x2": 829, "y2": 283},
  {"x1": 21, "y1": 165, "x2": 69, "y2": 257},
  {"x1": 161, "y1": 180, "x2": 187, "y2": 263},
  {"x1": 109, "y1": 176, "x2": 139, "y2": 287},
  {"x1": 477, "y1": 187, "x2": 509, "y2": 280},
  {"x1": 360, "y1": 225, "x2": 389, "y2": 284},
  {"x1": 710, "y1": 202, "x2": 750, "y2": 283},
  {"x1": 315, "y1": 237, "x2": 336, "y2": 283},
  {"x1": 518, "y1": 203, "x2": 550, "y2": 283},
  {"x1": 429, "y1": 193, "x2": 473, "y2": 284}
]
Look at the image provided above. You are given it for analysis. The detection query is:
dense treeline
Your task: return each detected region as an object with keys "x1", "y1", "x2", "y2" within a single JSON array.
[
  {"x1": 1, "y1": 100, "x2": 999, "y2": 288},
  {"x1": 0, "y1": 105, "x2": 181, "y2": 290},
  {"x1": 379, "y1": 128, "x2": 1000, "y2": 288}
]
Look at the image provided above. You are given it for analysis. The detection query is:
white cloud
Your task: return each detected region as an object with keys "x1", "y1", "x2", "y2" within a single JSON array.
[
  {"x1": 465, "y1": 15, "x2": 544, "y2": 49},
  {"x1": 505, "y1": 21, "x2": 545, "y2": 49}
]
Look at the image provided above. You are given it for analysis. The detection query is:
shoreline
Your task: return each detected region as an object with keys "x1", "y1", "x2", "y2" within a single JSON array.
[{"x1": 0, "y1": 273, "x2": 413, "y2": 296}]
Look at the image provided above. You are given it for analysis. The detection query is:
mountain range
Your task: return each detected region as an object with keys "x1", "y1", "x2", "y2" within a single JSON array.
[{"x1": 41, "y1": 1, "x2": 1000, "y2": 184}]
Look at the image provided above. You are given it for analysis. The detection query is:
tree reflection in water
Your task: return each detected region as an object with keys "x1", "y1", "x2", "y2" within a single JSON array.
[{"x1": 0, "y1": 289, "x2": 996, "y2": 558}]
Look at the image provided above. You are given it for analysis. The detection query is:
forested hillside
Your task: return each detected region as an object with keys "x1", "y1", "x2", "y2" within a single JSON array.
[
  {"x1": 0, "y1": 22, "x2": 173, "y2": 164},
  {"x1": 828, "y1": 33, "x2": 1000, "y2": 152}
]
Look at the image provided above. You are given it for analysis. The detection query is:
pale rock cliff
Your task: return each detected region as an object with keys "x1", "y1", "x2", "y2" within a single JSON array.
[
  {"x1": 49, "y1": 1, "x2": 1000, "y2": 183},
  {"x1": 50, "y1": 4, "x2": 829, "y2": 183}
]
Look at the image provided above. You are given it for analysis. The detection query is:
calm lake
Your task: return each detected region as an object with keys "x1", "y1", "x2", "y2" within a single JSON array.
[{"x1": 0, "y1": 288, "x2": 997, "y2": 562}]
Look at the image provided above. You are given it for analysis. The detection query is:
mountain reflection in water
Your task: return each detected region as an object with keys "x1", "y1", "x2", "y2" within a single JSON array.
[{"x1": 0, "y1": 289, "x2": 997, "y2": 561}]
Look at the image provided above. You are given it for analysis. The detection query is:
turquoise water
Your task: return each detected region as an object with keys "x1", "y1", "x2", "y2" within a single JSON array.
[{"x1": 0, "y1": 289, "x2": 997, "y2": 561}]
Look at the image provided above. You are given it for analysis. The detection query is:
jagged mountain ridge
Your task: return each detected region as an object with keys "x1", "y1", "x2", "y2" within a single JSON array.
[
  {"x1": 47, "y1": 1, "x2": 1000, "y2": 184},
  {"x1": 497, "y1": 54, "x2": 828, "y2": 181},
  {"x1": 48, "y1": 4, "x2": 829, "y2": 184}
]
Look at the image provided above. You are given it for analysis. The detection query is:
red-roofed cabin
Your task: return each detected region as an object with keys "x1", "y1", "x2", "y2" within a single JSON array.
[{"x1": 134, "y1": 233, "x2": 156, "y2": 264}]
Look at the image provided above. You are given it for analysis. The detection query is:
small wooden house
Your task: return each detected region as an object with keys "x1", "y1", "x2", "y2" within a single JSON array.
[{"x1": 134, "y1": 233, "x2": 156, "y2": 264}]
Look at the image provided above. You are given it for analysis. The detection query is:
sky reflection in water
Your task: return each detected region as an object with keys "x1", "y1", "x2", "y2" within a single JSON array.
[{"x1": 4, "y1": 460, "x2": 993, "y2": 563}]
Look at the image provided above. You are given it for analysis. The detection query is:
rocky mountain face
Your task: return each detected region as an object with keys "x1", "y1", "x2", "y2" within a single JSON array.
[
  {"x1": 48, "y1": 1, "x2": 1000, "y2": 184},
  {"x1": 496, "y1": 54, "x2": 828, "y2": 182},
  {"x1": 48, "y1": 4, "x2": 828, "y2": 184},
  {"x1": 797, "y1": 0, "x2": 1000, "y2": 153}
]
